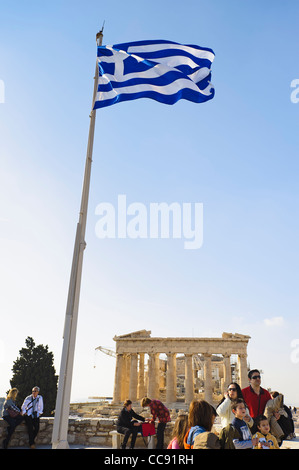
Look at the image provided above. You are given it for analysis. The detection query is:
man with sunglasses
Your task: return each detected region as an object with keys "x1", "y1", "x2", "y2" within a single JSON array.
[
  {"x1": 21, "y1": 386, "x2": 44, "y2": 449},
  {"x1": 242, "y1": 370, "x2": 272, "y2": 433}
]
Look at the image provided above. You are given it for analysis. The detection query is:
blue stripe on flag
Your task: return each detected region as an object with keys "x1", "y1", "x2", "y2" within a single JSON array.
[
  {"x1": 94, "y1": 39, "x2": 215, "y2": 109},
  {"x1": 95, "y1": 87, "x2": 211, "y2": 108},
  {"x1": 98, "y1": 70, "x2": 190, "y2": 90}
]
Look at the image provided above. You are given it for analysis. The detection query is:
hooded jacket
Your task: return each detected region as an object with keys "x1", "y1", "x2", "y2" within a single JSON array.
[
  {"x1": 263, "y1": 394, "x2": 285, "y2": 441},
  {"x1": 252, "y1": 431, "x2": 279, "y2": 449}
]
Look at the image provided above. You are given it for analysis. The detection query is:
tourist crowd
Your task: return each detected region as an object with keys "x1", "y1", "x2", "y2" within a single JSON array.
[
  {"x1": 2, "y1": 369, "x2": 296, "y2": 450},
  {"x1": 117, "y1": 369, "x2": 296, "y2": 450}
]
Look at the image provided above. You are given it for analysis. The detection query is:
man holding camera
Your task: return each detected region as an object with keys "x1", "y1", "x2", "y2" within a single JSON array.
[{"x1": 21, "y1": 386, "x2": 44, "y2": 449}]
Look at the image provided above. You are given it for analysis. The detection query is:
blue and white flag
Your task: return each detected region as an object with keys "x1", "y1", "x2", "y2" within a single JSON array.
[{"x1": 93, "y1": 40, "x2": 215, "y2": 109}]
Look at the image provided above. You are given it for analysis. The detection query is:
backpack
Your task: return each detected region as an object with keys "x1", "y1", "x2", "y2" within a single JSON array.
[
  {"x1": 183, "y1": 428, "x2": 196, "y2": 449},
  {"x1": 219, "y1": 423, "x2": 251, "y2": 449}
]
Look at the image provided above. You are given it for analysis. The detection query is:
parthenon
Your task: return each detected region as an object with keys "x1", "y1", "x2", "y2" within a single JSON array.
[{"x1": 112, "y1": 330, "x2": 251, "y2": 406}]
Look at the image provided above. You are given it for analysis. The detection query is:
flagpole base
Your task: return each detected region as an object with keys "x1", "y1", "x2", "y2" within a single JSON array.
[{"x1": 52, "y1": 440, "x2": 70, "y2": 449}]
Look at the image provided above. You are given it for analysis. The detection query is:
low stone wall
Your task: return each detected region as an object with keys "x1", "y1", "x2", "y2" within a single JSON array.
[
  {"x1": 0, "y1": 417, "x2": 174, "y2": 448},
  {"x1": 0, "y1": 417, "x2": 55, "y2": 448},
  {"x1": 1, "y1": 415, "x2": 298, "y2": 449}
]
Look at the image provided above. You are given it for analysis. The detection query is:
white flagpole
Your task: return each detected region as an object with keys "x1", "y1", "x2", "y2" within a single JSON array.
[{"x1": 52, "y1": 28, "x2": 103, "y2": 449}]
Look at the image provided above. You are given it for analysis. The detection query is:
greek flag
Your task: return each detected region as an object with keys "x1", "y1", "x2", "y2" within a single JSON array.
[{"x1": 93, "y1": 40, "x2": 215, "y2": 109}]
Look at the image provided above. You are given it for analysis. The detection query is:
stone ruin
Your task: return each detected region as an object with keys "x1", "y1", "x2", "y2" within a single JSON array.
[
  {"x1": 112, "y1": 330, "x2": 250, "y2": 406},
  {"x1": 71, "y1": 330, "x2": 251, "y2": 418}
]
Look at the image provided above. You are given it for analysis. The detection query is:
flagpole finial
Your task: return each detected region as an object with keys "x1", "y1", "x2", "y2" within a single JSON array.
[{"x1": 96, "y1": 21, "x2": 105, "y2": 46}]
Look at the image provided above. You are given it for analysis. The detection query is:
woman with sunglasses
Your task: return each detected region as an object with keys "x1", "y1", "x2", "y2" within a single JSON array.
[{"x1": 216, "y1": 383, "x2": 253, "y2": 429}]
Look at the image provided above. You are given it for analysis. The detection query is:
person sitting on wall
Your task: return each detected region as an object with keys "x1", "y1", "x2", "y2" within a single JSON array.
[
  {"x1": 21, "y1": 386, "x2": 44, "y2": 449},
  {"x1": 116, "y1": 399, "x2": 145, "y2": 449},
  {"x1": 269, "y1": 392, "x2": 296, "y2": 441},
  {"x1": 2, "y1": 388, "x2": 24, "y2": 449}
]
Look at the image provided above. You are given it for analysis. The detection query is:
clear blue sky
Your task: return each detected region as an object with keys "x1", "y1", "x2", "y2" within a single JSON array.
[{"x1": 1, "y1": 0, "x2": 299, "y2": 405}]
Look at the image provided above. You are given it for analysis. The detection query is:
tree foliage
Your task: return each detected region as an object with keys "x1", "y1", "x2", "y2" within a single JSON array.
[{"x1": 10, "y1": 337, "x2": 58, "y2": 416}]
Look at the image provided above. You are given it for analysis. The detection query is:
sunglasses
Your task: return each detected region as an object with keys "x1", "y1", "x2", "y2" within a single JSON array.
[
  {"x1": 228, "y1": 388, "x2": 237, "y2": 391},
  {"x1": 251, "y1": 375, "x2": 261, "y2": 379}
]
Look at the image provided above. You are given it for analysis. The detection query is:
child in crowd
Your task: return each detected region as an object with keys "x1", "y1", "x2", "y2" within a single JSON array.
[
  {"x1": 219, "y1": 398, "x2": 259, "y2": 449},
  {"x1": 167, "y1": 414, "x2": 188, "y2": 449},
  {"x1": 252, "y1": 415, "x2": 280, "y2": 449},
  {"x1": 184, "y1": 399, "x2": 220, "y2": 449}
]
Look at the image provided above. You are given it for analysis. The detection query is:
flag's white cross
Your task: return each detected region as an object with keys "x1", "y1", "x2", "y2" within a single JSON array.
[
  {"x1": 113, "y1": 50, "x2": 127, "y2": 80},
  {"x1": 99, "y1": 47, "x2": 147, "y2": 81}
]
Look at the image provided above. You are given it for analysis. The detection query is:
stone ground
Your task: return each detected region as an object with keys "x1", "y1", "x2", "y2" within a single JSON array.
[{"x1": 6, "y1": 435, "x2": 299, "y2": 450}]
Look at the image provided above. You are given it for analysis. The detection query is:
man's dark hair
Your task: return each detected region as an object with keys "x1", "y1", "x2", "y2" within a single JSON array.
[{"x1": 248, "y1": 369, "x2": 260, "y2": 379}]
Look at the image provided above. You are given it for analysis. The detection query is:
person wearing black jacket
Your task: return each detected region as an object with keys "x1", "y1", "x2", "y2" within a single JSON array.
[{"x1": 116, "y1": 399, "x2": 145, "y2": 449}]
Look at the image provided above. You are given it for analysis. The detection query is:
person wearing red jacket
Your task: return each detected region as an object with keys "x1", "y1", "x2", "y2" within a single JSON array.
[
  {"x1": 242, "y1": 369, "x2": 272, "y2": 432},
  {"x1": 141, "y1": 397, "x2": 171, "y2": 449}
]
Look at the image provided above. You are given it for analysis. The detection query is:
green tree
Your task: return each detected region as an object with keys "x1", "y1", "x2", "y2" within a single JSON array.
[{"x1": 10, "y1": 337, "x2": 58, "y2": 416}]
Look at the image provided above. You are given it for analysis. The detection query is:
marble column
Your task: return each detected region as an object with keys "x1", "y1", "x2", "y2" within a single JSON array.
[
  {"x1": 123, "y1": 354, "x2": 131, "y2": 400},
  {"x1": 203, "y1": 353, "x2": 213, "y2": 404},
  {"x1": 145, "y1": 355, "x2": 149, "y2": 395},
  {"x1": 137, "y1": 353, "x2": 145, "y2": 399},
  {"x1": 112, "y1": 353, "x2": 124, "y2": 403},
  {"x1": 129, "y1": 353, "x2": 138, "y2": 402},
  {"x1": 238, "y1": 353, "x2": 248, "y2": 389},
  {"x1": 184, "y1": 354, "x2": 194, "y2": 404},
  {"x1": 154, "y1": 354, "x2": 160, "y2": 398},
  {"x1": 166, "y1": 353, "x2": 177, "y2": 404},
  {"x1": 147, "y1": 353, "x2": 157, "y2": 398}
]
